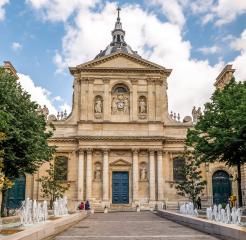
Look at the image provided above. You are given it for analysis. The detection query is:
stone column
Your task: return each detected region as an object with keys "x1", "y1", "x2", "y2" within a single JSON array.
[
  {"x1": 103, "y1": 149, "x2": 109, "y2": 201},
  {"x1": 86, "y1": 149, "x2": 92, "y2": 200},
  {"x1": 149, "y1": 150, "x2": 156, "y2": 201},
  {"x1": 132, "y1": 149, "x2": 139, "y2": 202},
  {"x1": 157, "y1": 150, "x2": 164, "y2": 200},
  {"x1": 77, "y1": 149, "x2": 84, "y2": 200}
]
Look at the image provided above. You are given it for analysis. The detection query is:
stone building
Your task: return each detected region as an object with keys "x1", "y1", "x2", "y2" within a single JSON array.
[{"x1": 3, "y1": 11, "x2": 240, "y2": 209}]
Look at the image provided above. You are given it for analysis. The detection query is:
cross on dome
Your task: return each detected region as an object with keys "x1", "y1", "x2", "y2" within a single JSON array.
[{"x1": 94, "y1": 7, "x2": 140, "y2": 59}]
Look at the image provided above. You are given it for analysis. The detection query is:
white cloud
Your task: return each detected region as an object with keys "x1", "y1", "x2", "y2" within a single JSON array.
[
  {"x1": 53, "y1": 96, "x2": 62, "y2": 101},
  {"x1": 230, "y1": 29, "x2": 246, "y2": 81},
  {"x1": 190, "y1": 0, "x2": 246, "y2": 26},
  {"x1": 18, "y1": 73, "x2": 57, "y2": 114},
  {"x1": 150, "y1": 0, "x2": 186, "y2": 28},
  {"x1": 230, "y1": 29, "x2": 246, "y2": 51},
  {"x1": 198, "y1": 45, "x2": 220, "y2": 55},
  {"x1": 26, "y1": 0, "x2": 99, "y2": 22},
  {"x1": 0, "y1": 0, "x2": 9, "y2": 21},
  {"x1": 214, "y1": 0, "x2": 246, "y2": 26},
  {"x1": 11, "y1": 42, "x2": 22, "y2": 51}
]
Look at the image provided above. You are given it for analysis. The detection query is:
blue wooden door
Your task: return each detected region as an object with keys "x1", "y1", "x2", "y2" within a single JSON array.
[
  {"x1": 112, "y1": 172, "x2": 129, "y2": 204},
  {"x1": 212, "y1": 171, "x2": 231, "y2": 205},
  {"x1": 6, "y1": 175, "x2": 26, "y2": 209}
]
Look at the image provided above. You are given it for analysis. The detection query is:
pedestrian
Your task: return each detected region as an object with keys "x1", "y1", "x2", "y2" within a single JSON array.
[
  {"x1": 196, "y1": 196, "x2": 202, "y2": 210},
  {"x1": 78, "y1": 201, "x2": 84, "y2": 210},
  {"x1": 85, "y1": 200, "x2": 90, "y2": 210}
]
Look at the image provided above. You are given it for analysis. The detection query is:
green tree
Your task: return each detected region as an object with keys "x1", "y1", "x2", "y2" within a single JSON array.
[
  {"x1": 186, "y1": 79, "x2": 246, "y2": 206},
  {"x1": 175, "y1": 150, "x2": 207, "y2": 205},
  {"x1": 37, "y1": 162, "x2": 70, "y2": 208},
  {"x1": 0, "y1": 133, "x2": 14, "y2": 192},
  {"x1": 0, "y1": 68, "x2": 55, "y2": 216}
]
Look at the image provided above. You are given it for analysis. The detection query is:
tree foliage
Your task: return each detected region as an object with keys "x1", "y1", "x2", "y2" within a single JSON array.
[
  {"x1": 37, "y1": 162, "x2": 70, "y2": 208},
  {"x1": 175, "y1": 150, "x2": 207, "y2": 204},
  {"x1": 186, "y1": 79, "x2": 246, "y2": 206},
  {"x1": 0, "y1": 68, "x2": 55, "y2": 215},
  {"x1": 0, "y1": 133, "x2": 13, "y2": 191},
  {"x1": 186, "y1": 79, "x2": 246, "y2": 166}
]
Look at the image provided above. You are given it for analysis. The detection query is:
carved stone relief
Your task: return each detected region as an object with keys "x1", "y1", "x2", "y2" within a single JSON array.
[{"x1": 111, "y1": 84, "x2": 130, "y2": 115}]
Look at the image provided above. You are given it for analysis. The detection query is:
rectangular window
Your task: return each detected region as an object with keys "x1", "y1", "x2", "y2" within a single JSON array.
[{"x1": 173, "y1": 157, "x2": 185, "y2": 181}]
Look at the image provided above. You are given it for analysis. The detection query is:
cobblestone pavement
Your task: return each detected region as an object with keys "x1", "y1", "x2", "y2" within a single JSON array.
[{"x1": 55, "y1": 211, "x2": 220, "y2": 240}]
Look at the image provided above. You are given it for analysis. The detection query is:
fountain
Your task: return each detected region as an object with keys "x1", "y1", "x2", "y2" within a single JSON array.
[
  {"x1": 53, "y1": 197, "x2": 68, "y2": 217},
  {"x1": 179, "y1": 202, "x2": 198, "y2": 217},
  {"x1": 19, "y1": 198, "x2": 48, "y2": 226},
  {"x1": 206, "y1": 204, "x2": 242, "y2": 224}
]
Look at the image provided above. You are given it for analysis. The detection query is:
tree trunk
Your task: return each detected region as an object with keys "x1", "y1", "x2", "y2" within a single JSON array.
[
  {"x1": 237, "y1": 162, "x2": 243, "y2": 207},
  {"x1": 1, "y1": 189, "x2": 7, "y2": 217}
]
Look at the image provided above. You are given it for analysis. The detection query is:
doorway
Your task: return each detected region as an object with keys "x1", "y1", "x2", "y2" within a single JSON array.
[
  {"x1": 212, "y1": 170, "x2": 231, "y2": 205},
  {"x1": 112, "y1": 171, "x2": 129, "y2": 204}
]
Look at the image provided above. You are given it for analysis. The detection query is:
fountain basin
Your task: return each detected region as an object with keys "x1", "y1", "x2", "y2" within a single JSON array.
[
  {"x1": 157, "y1": 210, "x2": 246, "y2": 240},
  {"x1": 2, "y1": 211, "x2": 88, "y2": 240}
]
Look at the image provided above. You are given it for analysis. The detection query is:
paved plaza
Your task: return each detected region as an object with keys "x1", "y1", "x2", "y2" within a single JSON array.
[{"x1": 54, "y1": 212, "x2": 220, "y2": 240}]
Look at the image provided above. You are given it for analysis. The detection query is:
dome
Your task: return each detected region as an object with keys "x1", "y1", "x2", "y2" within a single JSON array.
[{"x1": 95, "y1": 7, "x2": 140, "y2": 59}]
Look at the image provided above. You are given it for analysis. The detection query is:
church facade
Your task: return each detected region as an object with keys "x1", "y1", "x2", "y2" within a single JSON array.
[{"x1": 22, "y1": 11, "x2": 239, "y2": 209}]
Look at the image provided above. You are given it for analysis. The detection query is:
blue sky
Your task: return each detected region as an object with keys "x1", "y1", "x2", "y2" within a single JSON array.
[{"x1": 0, "y1": 0, "x2": 246, "y2": 117}]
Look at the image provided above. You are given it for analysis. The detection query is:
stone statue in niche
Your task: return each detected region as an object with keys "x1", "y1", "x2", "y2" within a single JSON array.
[
  {"x1": 94, "y1": 164, "x2": 102, "y2": 181},
  {"x1": 123, "y1": 96, "x2": 129, "y2": 113},
  {"x1": 139, "y1": 97, "x2": 147, "y2": 114},
  {"x1": 140, "y1": 164, "x2": 147, "y2": 180},
  {"x1": 94, "y1": 97, "x2": 103, "y2": 113},
  {"x1": 112, "y1": 97, "x2": 117, "y2": 113}
]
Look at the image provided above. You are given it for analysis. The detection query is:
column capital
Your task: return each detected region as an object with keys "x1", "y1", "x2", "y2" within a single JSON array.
[
  {"x1": 103, "y1": 148, "x2": 110, "y2": 154},
  {"x1": 149, "y1": 149, "x2": 155, "y2": 155},
  {"x1": 88, "y1": 78, "x2": 94, "y2": 84},
  {"x1": 78, "y1": 149, "x2": 85, "y2": 154},
  {"x1": 157, "y1": 149, "x2": 163, "y2": 156},
  {"x1": 132, "y1": 148, "x2": 139, "y2": 154},
  {"x1": 86, "y1": 148, "x2": 93, "y2": 154},
  {"x1": 103, "y1": 78, "x2": 110, "y2": 84}
]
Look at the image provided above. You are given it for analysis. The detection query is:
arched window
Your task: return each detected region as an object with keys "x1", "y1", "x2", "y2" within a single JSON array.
[
  {"x1": 54, "y1": 156, "x2": 68, "y2": 181},
  {"x1": 173, "y1": 157, "x2": 185, "y2": 181},
  {"x1": 113, "y1": 84, "x2": 129, "y2": 94}
]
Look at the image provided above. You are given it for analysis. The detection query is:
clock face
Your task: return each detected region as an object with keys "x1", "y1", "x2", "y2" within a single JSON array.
[{"x1": 117, "y1": 101, "x2": 124, "y2": 109}]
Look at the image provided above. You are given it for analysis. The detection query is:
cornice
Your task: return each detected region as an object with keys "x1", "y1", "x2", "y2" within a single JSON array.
[
  {"x1": 48, "y1": 135, "x2": 185, "y2": 143},
  {"x1": 69, "y1": 52, "x2": 172, "y2": 76}
]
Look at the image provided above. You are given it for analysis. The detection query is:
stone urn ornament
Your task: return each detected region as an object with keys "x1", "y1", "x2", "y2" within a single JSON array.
[
  {"x1": 136, "y1": 204, "x2": 140, "y2": 212},
  {"x1": 104, "y1": 205, "x2": 108, "y2": 213}
]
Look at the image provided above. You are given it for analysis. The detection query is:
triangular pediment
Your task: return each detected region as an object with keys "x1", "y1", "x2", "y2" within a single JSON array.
[
  {"x1": 74, "y1": 52, "x2": 168, "y2": 71},
  {"x1": 110, "y1": 159, "x2": 132, "y2": 166}
]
